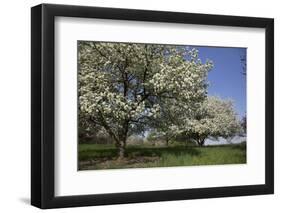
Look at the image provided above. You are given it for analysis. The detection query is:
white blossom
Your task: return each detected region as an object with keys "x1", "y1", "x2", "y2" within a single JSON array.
[{"x1": 78, "y1": 41, "x2": 213, "y2": 153}]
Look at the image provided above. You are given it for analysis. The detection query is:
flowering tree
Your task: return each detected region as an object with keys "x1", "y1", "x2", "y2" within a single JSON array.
[
  {"x1": 148, "y1": 97, "x2": 193, "y2": 146},
  {"x1": 240, "y1": 115, "x2": 247, "y2": 135},
  {"x1": 78, "y1": 41, "x2": 212, "y2": 158},
  {"x1": 181, "y1": 96, "x2": 242, "y2": 146}
]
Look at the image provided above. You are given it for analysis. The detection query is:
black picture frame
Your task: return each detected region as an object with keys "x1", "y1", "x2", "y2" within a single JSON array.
[{"x1": 31, "y1": 3, "x2": 274, "y2": 209}]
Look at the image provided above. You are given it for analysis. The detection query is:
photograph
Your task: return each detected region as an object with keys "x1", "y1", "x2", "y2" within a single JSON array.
[
  {"x1": 30, "y1": 3, "x2": 274, "y2": 209},
  {"x1": 78, "y1": 41, "x2": 247, "y2": 170}
]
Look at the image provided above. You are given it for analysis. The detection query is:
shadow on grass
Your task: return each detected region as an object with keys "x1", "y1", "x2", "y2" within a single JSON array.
[{"x1": 79, "y1": 146, "x2": 201, "y2": 161}]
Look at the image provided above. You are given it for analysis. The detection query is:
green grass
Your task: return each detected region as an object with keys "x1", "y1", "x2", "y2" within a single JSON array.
[{"x1": 78, "y1": 143, "x2": 246, "y2": 170}]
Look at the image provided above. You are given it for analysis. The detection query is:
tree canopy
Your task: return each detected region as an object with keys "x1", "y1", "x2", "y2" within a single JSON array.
[
  {"x1": 78, "y1": 42, "x2": 213, "y2": 157},
  {"x1": 182, "y1": 96, "x2": 242, "y2": 146},
  {"x1": 78, "y1": 41, "x2": 241, "y2": 158}
]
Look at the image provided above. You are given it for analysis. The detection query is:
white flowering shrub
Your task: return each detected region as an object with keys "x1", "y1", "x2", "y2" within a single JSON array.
[{"x1": 78, "y1": 42, "x2": 212, "y2": 158}]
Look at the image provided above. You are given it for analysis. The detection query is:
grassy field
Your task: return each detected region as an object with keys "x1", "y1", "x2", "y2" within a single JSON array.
[{"x1": 78, "y1": 142, "x2": 246, "y2": 170}]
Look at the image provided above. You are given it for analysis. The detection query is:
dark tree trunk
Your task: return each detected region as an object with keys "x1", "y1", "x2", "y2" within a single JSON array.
[
  {"x1": 118, "y1": 144, "x2": 125, "y2": 160},
  {"x1": 197, "y1": 138, "x2": 205, "y2": 147},
  {"x1": 201, "y1": 139, "x2": 205, "y2": 146},
  {"x1": 116, "y1": 137, "x2": 127, "y2": 160},
  {"x1": 116, "y1": 120, "x2": 129, "y2": 160},
  {"x1": 166, "y1": 138, "x2": 169, "y2": 147}
]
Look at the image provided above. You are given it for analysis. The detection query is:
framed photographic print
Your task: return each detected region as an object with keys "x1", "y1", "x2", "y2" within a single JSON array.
[{"x1": 31, "y1": 3, "x2": 274, "y2": 209}]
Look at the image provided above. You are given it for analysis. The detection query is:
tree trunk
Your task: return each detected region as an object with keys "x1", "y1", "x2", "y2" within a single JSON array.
[
  {"x1": 166, "y1": 138, "x2": 169, "y2": 147},
  {"x1": 117, "y1": 119, "x2": 129, "y2": 160},
  {"x1": 201, "y1": 139, "x2": 205, "y2": 146},
  {"x1": 117, "y1": 139, "x2": 126, "y2": 160},
  {"x1": 118, "y1": 145, "x2": 125, "y2": 160},
  {"x1": 197, "y1": 138, "x2": 205, "y2": 147}
]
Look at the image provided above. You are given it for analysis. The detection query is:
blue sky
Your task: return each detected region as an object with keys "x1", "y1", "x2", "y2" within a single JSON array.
[{"x1": 190, "y1": 46, "x2": 246, "y2": 119}]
